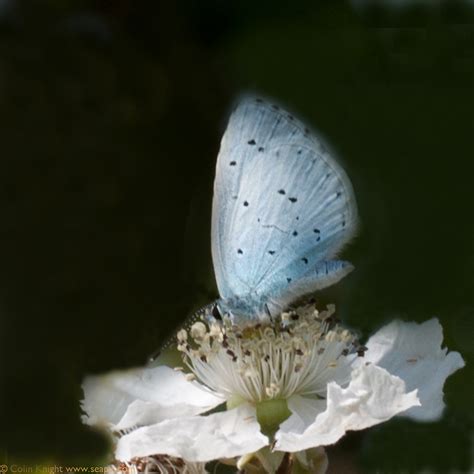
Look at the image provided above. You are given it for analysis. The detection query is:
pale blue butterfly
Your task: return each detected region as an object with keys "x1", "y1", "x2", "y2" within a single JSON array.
[{"x1": 211, "y1": 96, "x2": 358, "y2": 322}]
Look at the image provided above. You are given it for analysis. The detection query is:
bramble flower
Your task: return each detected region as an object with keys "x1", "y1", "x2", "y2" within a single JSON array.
[{"x1": 81, "y1": 304, "x2": 464, "y2": 473}]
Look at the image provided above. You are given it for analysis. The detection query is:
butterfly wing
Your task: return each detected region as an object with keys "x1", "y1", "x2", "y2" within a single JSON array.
[{"x1": 211, "y1": 97, "x2": 357, "y2": 316}]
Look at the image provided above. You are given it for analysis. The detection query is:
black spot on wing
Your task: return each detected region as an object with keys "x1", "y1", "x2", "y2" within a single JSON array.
[
  {"x1": 278, "y1": 189, "x2": 286, "y2": 195},
  {"x1": 292, "y1": 231, "x2": 298, "y2": 236},
  {"x1": 230, "y1": 161, "x2": 236, "y2": 166},
  {"x1": 287, "y1": 277, "x2": 292, "y2": 283},
  {"x1": 258, "y1": 146, "x2": 265, "y2": 152},
  {"x1": 302, "y1": 257, "x2": 308, "y2": 264},
  {"x1": 237, "y1": 249, "x2": 243, "y2": 254},
  {"x1": 248, "y1": 139, "x2": 256, "y2": 145},
  {"x1": 268, "y1": 250, "x2": 276, "y2": 255},
  {"x1": 289, "y1": 197, "x2": 298, "y2": 203},
  {"x1": 243, "y1": 201, "x2": 249, "y2": 207}
]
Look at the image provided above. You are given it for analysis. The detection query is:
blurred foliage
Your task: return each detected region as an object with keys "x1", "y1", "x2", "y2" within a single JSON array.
[{"x1": 0, "y1": 0, "x2": 472, "y2": 472}]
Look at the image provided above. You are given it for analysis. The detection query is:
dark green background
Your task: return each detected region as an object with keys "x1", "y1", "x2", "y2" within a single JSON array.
[{"x1": 0, "y1": 1, "x2": 472, "y2": 472}]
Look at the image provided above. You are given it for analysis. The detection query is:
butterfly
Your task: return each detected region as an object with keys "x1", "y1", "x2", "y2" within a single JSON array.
[{"x1": 211, "y1": 96, "x2": 358, "y2": 322}]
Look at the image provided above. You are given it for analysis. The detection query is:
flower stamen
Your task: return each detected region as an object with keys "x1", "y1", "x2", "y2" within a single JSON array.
[{"x1": 177, "y1": 303, "x2": 361, "y2": 404}]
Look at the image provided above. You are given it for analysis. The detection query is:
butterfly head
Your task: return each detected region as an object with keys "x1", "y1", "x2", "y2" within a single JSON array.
[{"x1": 214, "y1": 295, "x2": 272, "y2": 325}]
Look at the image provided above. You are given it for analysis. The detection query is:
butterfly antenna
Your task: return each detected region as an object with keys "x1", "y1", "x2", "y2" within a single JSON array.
[{"x1": 147, "y1": 301, "x2": 219, "y2": 363}]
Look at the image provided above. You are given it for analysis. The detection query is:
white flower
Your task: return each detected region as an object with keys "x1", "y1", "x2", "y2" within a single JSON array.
[{"x1": 81, "y1": 305, "x2": 464, "y2": 473}]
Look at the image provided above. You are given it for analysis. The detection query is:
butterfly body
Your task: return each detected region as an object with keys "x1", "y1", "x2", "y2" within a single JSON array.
[{"x1": 211, "y1": 97, "x2": 358, "y2": 322}]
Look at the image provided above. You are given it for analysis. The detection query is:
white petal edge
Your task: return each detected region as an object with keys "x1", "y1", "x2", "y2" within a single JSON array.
[
  {"x1": 116, "y1": 404, "x2": 269, "y2": 463},
  {"x1": 275, "y1": 395, "x2": 326, "y2": 435},
  {"x1": 362, "y1": 318, "x2": 465, "y2": 421},
  {"x1": 81, "y1": 365, "x2": 223, "y2": 429},
  {"x1": 275, "y1": 363, "x2": 420, "y2": 452}
]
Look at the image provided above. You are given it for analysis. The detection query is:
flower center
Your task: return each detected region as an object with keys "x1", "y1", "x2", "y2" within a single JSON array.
[{"x1": 177, "y1": 303, "x2": 366, "y2": 404}]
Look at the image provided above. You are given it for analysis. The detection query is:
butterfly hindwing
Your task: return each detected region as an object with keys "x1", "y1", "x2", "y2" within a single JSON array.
[{"x1": 211, "y1": 97, "x2": 357, "y2": 317}]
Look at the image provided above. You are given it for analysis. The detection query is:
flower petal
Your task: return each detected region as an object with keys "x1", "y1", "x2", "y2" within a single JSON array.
[
  {"x1": 81, "y1": 366, "x2": 223, "y2": 429},
  {"x1": 116, "y1": 404, "x2": 269, "y2": 463},
  {"x1": 277, "y1": 395, "x2": 326, "y2": 435},
  {"x1": 275, "y1": 363, "x2": 419, "y2": 451},
  {"x1": 363, "y1": 318, "x2": 465, "y2": 421}
]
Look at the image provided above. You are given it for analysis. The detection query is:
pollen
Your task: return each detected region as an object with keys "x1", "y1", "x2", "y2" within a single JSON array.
[
  {"x1": 190, "y1": 322, "x2": 207, "y2": 340},
  {"x1": 177, "y1": 329, "x2": 188, "y2": 343},
  {"x1": 177, "y1": 303, "x2": 362, "y2": 404}
]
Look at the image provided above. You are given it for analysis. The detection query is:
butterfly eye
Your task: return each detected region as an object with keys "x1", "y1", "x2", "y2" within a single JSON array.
[{"x1": 212, "y1": 304, "x2": 222, "y2": 321}]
